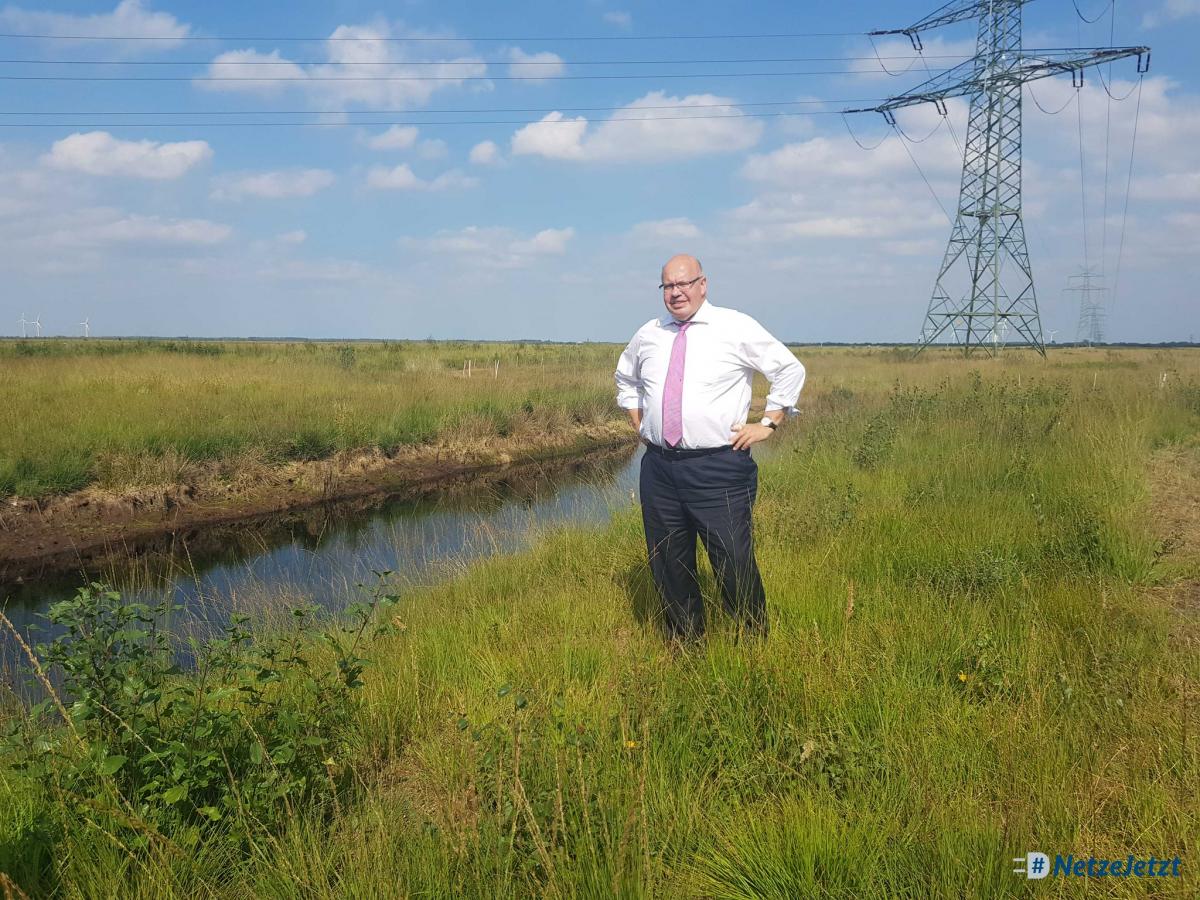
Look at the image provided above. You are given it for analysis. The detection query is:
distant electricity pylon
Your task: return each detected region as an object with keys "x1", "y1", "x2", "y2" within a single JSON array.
[
  {"x1": 846, "y1": 0, "x2": 1149, "y2": 356},
  {"x1": 1065, "y1": 269, "x2": 1107, "y2": 346}
]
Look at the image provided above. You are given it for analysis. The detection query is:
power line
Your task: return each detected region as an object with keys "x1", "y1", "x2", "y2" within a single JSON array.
[
  {"x1": 0, "y1": 109, "x2": 858, "y2": 128},
  {"x1": 1111, "y1": 75, "x2": 1144, "y2": 309},
  {"x1": 893, "y1": 115, "x2": 947, "y2": 144},
  {"x1": 0, "y1": 67, "x2": 947, "y2": 82},
  {"x1": 1076, "y1": 83, "x2": 1091, "y2": 274},
  {"x1": 918, "y1": 49, "x2": 962, "y2": 156},
  {"x1": 1071, "y1": 0, "x2": 1116, "y2": 24},
  {"x1": 866, "y1": 34, "x2": 927, "y2": 76},
  {"x1": 841, "y1": 112, "x2": 890, "y2": 150},
  {"x1": 1099, "y1": 1, "x2": 1116, "y2": 283},
  {"x1": 0, "y1": 98, "x2": 888, "y2": 117},
  {"x1": 1026, "y1": 80, "x2": 1077, "y2": 115},
  {"x1": 0, "y1": 30, "x2": 867, "y2": 43},
  {"x1": 0, "y1": 54, "x2": 972, "y2": 67},
  {"x1": 1095, "y1": 64, "x2": 1140, "y2": 101},
  {"x1": 892, "y1": 120, "x2": 953, "y2": 223}
]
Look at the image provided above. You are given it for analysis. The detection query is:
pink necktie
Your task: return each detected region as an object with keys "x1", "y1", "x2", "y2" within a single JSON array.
[{"x1": 661, "y1": 320, "x2": 691, "y2": 447}]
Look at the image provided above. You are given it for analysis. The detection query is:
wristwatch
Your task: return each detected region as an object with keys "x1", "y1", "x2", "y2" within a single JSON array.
[{"x1": 759, "y1": 417, "x2": 778, "y2": 430}]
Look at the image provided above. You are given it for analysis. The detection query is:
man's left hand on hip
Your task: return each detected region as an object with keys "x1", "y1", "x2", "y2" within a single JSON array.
[{"x1": 730, "y1": 423, "x2": 774, "y2": 450}]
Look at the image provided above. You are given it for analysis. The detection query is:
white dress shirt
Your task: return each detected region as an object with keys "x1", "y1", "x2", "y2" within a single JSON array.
[{"x1": 614, "y1": 300, "x2": 806, "y2": 449}]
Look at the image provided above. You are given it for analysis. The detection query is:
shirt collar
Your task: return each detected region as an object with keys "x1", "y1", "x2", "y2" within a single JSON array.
[{"x1": 659, "y1": 299, "x2": 714, "y2": 328}]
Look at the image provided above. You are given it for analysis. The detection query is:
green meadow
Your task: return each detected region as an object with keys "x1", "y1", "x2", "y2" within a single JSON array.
[
  {"x1": 1, "y1": 346, "x2": 1198, "y2": 898},
  {"x1": 0, "y1": 339, "x2": 619, "y2": 498}
]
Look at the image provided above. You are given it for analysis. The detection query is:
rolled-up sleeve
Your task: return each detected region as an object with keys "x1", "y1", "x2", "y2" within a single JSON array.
[
  {"x1": 737, "y1": 318, "x2": 806, "y2": 415},
  {"x1": 614, "y1": 332, "x2": 643, "y2": 410}
]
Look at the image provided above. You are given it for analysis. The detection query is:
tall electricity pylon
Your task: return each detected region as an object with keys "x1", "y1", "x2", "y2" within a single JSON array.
[
  {"x1": 1065, "y1": 268, "x2": 1107, "y2": 345},
  {"x1": 846, "y1": 0, "x2": 1148, "y2": 356}
]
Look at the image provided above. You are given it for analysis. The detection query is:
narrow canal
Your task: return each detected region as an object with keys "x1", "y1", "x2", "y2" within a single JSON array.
[{"x1": 1, "y1": 444, "x2": 643, "y2": 688}]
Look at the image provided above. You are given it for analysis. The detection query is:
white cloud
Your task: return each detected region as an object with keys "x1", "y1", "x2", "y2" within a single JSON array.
[
  {"x1": 1143, "y1": 0, "x2": 1200, "y2": 27},
  {"x1": 631, "y1": 218, "x2": 701, "y2": 241},
  {"x1": 277, "y1": 230, "x2": 307, "y2": 244},
  {"x1": 469, "y1": 140, "x2": 500, "y2": 165},
  {"x1": 365, "y1": 164, "x2": 478, "y2": 191},
  {"x1": 42, "y1": 131, "x2": 212, "y2": 179},
  {"x1": 402, "y1": 225, "x2": 574, "y2": 268},
  {"x1": 93, "y1": 214, "x2": 230, "y2": 245},
  {"x1": 418, "y1": 138, "x2": 448, "y2": 159},
  {"x1": 200, "y1": 21, "x2": 488, "y2": 111},
  {"x1": 511, "y1": 227, "x2": 574, "y2": 255},
  {"x1": 0, "y1": 0, "x2": 188, "y2": 56},
  {"x1": 511, "y1": 111, "x2": 589, "y2": 160},
  {"x1": 730, "y1": 104, "x2": 964, "y2": 245},
  {"x1": 47, "y1": 212, "x2": 231, "y2": 247},
  {"x1": 367, "y1": 125, "x2": 420, "y2": 150},
  {"x1": 211, "y1": 168, "x2": 335, "y2": 201},
  {"x1": 603, "y1": 11, "x2": 632, "y2": 29},
  {"x1": 256, "y1": 257, "x2": 374, "y2": 283},
  {"x1": 1133, "y1": 171, "x2": 1200, "y2": 201},
  {"x1": 507, "y1": 48, "x2": 565, "y2": 79},
  {"x1": 510, "y1": 91, "x2": 763, "y2": 163},
  {"x1": 196, "y1": 49, "x2": 306, "y2": 95}
]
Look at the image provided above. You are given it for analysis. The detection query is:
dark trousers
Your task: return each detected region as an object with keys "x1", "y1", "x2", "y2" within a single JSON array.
[{"x1": 639, "y1": 444, "x2": 768, "y2": 641}]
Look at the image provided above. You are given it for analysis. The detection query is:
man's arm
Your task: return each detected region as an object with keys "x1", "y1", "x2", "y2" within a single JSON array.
[
  {"x1": 729, "y1": 316, "x2": 805, "y2": 449},
  {"x1": 738, "y1": 317, "x2": 806, "y2": 415},
  {"x1": 614, "y1": 331, "x2": 644, "y2": 435}
]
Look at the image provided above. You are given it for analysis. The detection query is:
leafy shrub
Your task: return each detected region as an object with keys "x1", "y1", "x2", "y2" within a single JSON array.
[{"x1": 3, "y1": 582, "x2": 397, "y2": 845}]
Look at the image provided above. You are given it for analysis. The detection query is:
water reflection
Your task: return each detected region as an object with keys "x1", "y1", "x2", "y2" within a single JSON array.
[{"x1": 1, "y1": 444, "x2": 643, "y2": 688}]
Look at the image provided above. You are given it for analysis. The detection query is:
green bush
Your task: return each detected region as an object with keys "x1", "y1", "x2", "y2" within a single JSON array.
[{"x1": 3, "y1": 582, "x2": 398, "y2": 847}]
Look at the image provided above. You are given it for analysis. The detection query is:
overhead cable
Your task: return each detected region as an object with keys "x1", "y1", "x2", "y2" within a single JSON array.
[
  {"x1": 840, "y1": 112, "x2": 889, "y2": 151},
  {"x1": 892, "y1": 120, "x2": 953, "y2": 223},
  {"x1": 0, "y1": 30, "x2": 867, "y2": 43},
  {"x1": 0, "y1": 98, "x2": 888, "y2": 116},
  {"x1": 1094, "y1": 64, "x2": 1140, "y2": 101},
  {"x1": 0, "y1": 53, "x2": 973, "y2": 67},
  {"x1": 1110, "y1": 75, "x2": 1143, "y2": 309},
  {"x1": 1070, "y1": 0, "x2": 1116, "y2": 24},
  {"x1": 1026, "y1": 80, "x2": 1077, "y2": 115},
  {"x1": 1100, "y1": 1, "x2": 1117, "y2": 283},
  {"x1": 0, "y1": 109, "x2": 865, "y2": 128},
  {"x1": 0, "y1": 67, "x2": 949, "y2": 82},
  {"x1": 866, "y1": 34, "x2": 925, "y2": 76},
  {"x1": 893, "y1": 115, "x2": 948, "y2": 144}
]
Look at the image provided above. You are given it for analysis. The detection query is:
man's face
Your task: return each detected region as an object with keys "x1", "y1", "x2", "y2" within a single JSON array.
[{"x1": 660, "y1": 257, "x2": 707, "y2": 321}]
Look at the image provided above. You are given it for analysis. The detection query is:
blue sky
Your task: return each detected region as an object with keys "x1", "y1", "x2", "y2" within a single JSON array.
[{"x1": 0, "y1": 0, "x2": 1196, "y2": 342}]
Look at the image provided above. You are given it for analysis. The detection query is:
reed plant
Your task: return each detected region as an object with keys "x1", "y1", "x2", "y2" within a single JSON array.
[{"x1": 0, "y1": 340, "x2": 620, "y2": 498}]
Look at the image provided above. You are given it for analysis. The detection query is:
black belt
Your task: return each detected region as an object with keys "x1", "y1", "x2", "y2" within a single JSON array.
[{"x1": 643, "y1": 442, "x2": 733, "y2": 458}]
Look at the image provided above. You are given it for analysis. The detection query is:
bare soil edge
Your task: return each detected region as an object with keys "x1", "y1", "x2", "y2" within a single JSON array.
[{"x1": 0, "y1": 421, "x2": 637, "y2": 583}]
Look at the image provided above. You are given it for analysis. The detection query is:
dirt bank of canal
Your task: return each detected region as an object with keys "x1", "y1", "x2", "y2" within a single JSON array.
[{"x1": 0, "y1": 421, "x2": 637, "y2": 584}]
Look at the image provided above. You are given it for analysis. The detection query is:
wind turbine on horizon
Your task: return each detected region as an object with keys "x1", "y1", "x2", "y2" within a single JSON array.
[
  {"x1": 18, "y1": 314, "x2": 27, "y2": 338},
  {"x1": 80, "y1": 318, "x2": 90, "y2": 338},
  {"x1": 31, "y1": 315, "x2": 42, "y2": 338}
]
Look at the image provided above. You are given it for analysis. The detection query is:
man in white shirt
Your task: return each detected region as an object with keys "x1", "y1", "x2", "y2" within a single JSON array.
[{"x1": 615, "y1": 254, "x2": 805, "y2": 642}]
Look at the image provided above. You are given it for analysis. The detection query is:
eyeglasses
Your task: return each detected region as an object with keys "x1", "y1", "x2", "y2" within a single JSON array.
[{"x1": 659, "y1": 275, "x2": 704, "y2": 293}]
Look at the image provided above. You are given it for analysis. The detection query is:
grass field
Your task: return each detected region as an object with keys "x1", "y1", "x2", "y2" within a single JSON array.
[
  {"x1": 0, "y1": 340, "x2": 619, "y2": 499},
  {"x1": 1, "y1": 346, "x2": 1198, "y2": 898}
]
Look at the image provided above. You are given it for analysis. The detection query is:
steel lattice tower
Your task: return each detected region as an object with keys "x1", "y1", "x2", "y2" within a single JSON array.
[
  {"x1": 1065, "y1": 269, "x2": 1107, "y2": 345},
  {"x1": 846, "y1": 0, "x2": 1148, "y2": 356}
]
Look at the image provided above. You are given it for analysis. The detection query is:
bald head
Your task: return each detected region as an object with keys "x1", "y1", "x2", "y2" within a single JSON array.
[
  {"x1": 660, "y1": 253, "x2": 707, "y2": 322},
  {"x1": 663, "y1": 254, "x2": 702, "y2": 277}
]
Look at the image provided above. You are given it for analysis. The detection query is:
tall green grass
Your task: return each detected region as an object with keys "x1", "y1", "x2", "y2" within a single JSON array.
[
  {"x1": 2, "y1": 348, "x2": 1198, "y2": 897},
  {"x1": 0, "y1": 340, "x2": 621, "y2": 498}
]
